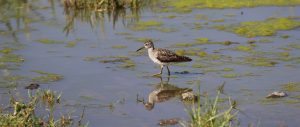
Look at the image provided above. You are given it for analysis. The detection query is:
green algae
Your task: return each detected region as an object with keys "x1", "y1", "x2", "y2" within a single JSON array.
[
  {"x1": 166, "y1": 0, "x2": 201, "y2": 13},
  {"x1": 222, "y1": 73, "x2": 239, "y2": 78},
  {"x1": 288, "y1": 43, "x2": 300, "y2": 49},
  {"x1": 134, "y1": 37, "x2": 152, "y2": 42},
  {"x1": 171, "y1": 38, "x2": 235, "y2": 48},
  {"x1": 119, "y1": 60, "x2": 136, "y2": 69},
  {"x1": 115, "y1": 32, "x2": 131, "y2": 36},
  {"x1": 99, "y1": 57, "x2": 129, "y2": 63},
  {"x1": 202, "y1": 68, "x2": 218, "y2": 73},
  {"x1": 0, "y1": 46, "x2": 25, "y2": 70},
  {"x1": 175, "y1": 50, "x2": 186, "y2": 56},
  {"x1": 156, "y1": 27, "x2": 177, "y2": 33},
  {"x1": 36, "y1": 38, "x2": 64, "y2": 44},
  {"x1": 111, "y1": 45, "x2": 127, "y2": 49},
  {"x1": 291, "y1": 94, "x2": 300, "y2": 99},
  {"x1": 258, "y1": 38, "x2": 273, "y2": 43},
  {"x1": 0, "y1": 45, "x2": 24, "y2": 66},
  {"x1": 222, "y1": 68, "x2": 234, "y2": 71},
  {"x1": 136, "y1": 21, "x2": 162, "y2": 27},
  {"x1": 208, "y1": 54, "x2": 222, "y2": 60},
  {"x1": 0, "y1": 54, "x2": 24, "y2": 63},
  {"x1": 3, "y1": 75, "x2": 26, "y2": 82},
  {"x1": 261, "y1": 94, "x2": 300, "y2": 105},
  {"x1": 175, "y1": 49, "x2": 198, "y2": 56},
  {"x1": 195, "y1": 14, "x2": 209, "y2": 20},
  {"x1": 0, "y1": 74, "x2": 26, "y2": 88},
  {"x1": 129, "y1": 21, "x2": 176, "y2": 32},
  {"x1": 128, "y1": 37, "x2": 156, "y2": 43},
  {"x1": 247, "y1": 40, "x2": 256, "y2": 44},
  {"x1": 65, "y1": 41, "x2": 77, "y2": 48},
  {"x1": 101, "y1": 56, "x2": 128, "y2": 59},
  {"x1": 83, "y1": 56, "x2": 102, "y2": 62},
  {"x1": 213, "y1": 25, "x2": 226, "y2": 31},
  {"x1": 233, "y1": 45, "x2": 253, "y2": 52},
  {"x1": 281, "y1": 82, "x2": 300, "y2": 92},
  {"x1": 197, "y1": 53, "x2": 229, "y2": 61},
  {"x1": 129, "y1": 21, "x2": 162, "y2": 31},
  {"x1": 281, "y1": 34, "x2": 290, "y2": 39},
  {"x1": 173, "y1": 43, "x2": 194, "y2": 48},
  {"x1": 278, "y1": 52, "x2": 290, "y2": 57},
  {"x1": 64, "y1": 38, "x2": 82, "y2": 48},
  {"x1": 252, "y1": 51, "x2": 291, "y2": 60},
  {"x1": 197, "y1": 51, "x2": 207, "y2": 57},
  {"x1": 0, "y1": 42, "x2": 25, "y2": 51},
  {"x1": 237, "y1": 50, "x2": 300, "y2": 66},
  {"x1": 259, "y1": 98, "x2": 281, "y2": 105},
  {"x1": 210, "y1": 19, "x2": 225, "y2": 22},
  {"x1": 166, "y1": 15, "x2": 176, "y2": 19},
  {"x1": 284, "y1": 99, "x2": 300, "y2": 104},
  {"x1": 163, "y1": 0, "x2": 300, "y2": 11},
  {"x1": 84, "y1": 55, "x2": 133, "y2": 67},
  {"x1": 0, "y1": 63, "x2": 8, "y2": 69},
  {"x1": 193, "y1": 23, "x2": 202, "y2": 30},
  {"x1": 201, "y1": 67, "x2": 235, "y2": 73},
  {"x1": 243, "y1": 57, "x2": 277, "y2": 67},
  {"x1": 204, "y1": 54, "x2": 224, "y2": 60},
  {"x1": 0, "y1": 81, "x2": 17, "y2": 88},
  {"x1": 85, "y1": 55, "x2": 135, "y2": 69},
  {"x1": 195, "y1": 38, "x2": 209, "y2": 43},
  {"x1": 151, "y1": 7, "x2": 171, "y2": 13},
  {"x1": 192, "y1": 63, "x2": 207, "y2": 68},
  {"x1": 0, "y1": 48, "x2": 13, "y2": 54},
  {"x1": 215, "y1": 18, "x2": 300, "y2": 38},
  {"x1": 224, "y1": 13, "x2": 236, "y2": 17},
  {"x1": 31, "y1": 70, "x2": 64, "y2": 83}
]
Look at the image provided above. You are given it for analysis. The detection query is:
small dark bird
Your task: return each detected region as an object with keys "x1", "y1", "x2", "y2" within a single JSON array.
[
  {"x1": 24, "y1": 83, "x2": 40, "y2": 90},
  {"x1": 136, "y1": 40, "x2": 192, "y2": 76}
]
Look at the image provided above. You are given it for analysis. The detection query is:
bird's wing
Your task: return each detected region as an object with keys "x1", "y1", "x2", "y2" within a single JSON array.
[{"x1": 156, "y1": 48, "x2": 192, "y2": 62}]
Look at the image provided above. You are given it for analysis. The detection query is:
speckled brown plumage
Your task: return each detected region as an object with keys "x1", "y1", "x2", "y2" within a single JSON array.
[
  {"x1": 136, "y1": 40, "x2": 192, "y2": 76},
  {"x1": 156, "y1": 48, "x2": 192, "y2": 63}
]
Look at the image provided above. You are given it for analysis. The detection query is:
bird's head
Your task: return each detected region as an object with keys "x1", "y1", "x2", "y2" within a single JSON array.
[
  {"x1": 136, "y1": 40, "x2": 154, "y2": 52},
  {"x1": 144, "y1": 102, "x2": 154, "y2": 111}
]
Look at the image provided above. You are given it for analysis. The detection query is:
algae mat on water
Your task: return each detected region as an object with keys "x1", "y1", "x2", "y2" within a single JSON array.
[
  {"x1": 163, "y1": 0, "x2": 300, "y2": 10},
  {"x1": 128, "y1": 21, "x2": 162, "y2": 31},
  {"x1": 214, "y1": 18, "x2": 300, "y2": 38},
  {"x1": 31, "y1": 70, "x2": 64, "y2": 83}
]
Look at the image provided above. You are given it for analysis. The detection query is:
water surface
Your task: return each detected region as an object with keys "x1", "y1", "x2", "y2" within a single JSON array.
[{"x1": 1, "y1": 1, "x2": 300, "y2": 126}]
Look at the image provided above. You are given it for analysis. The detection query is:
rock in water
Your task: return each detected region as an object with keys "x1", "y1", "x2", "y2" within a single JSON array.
[
  {"x1": 158, "y1": 118, "x2": 180, "y2": 126},
  {"x1": 266, "y1": 91, "x2": 287, "y2": 98}
]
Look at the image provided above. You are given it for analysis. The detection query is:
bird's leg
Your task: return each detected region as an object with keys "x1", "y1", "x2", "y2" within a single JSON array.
[
  {"x1": 159, "y1": 76, "x2": 164, "y2": 88},
  {"x1": 152, "y1": 65, "x2": 163, "y2": 76},
  {"x1": 166, "y1": 66, "x2": 170, "y2": 76}
]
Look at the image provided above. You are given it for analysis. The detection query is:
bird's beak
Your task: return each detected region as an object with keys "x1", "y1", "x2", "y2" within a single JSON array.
[{"x1": 136, "y1": 46, "x2": 144, "y2": 52}]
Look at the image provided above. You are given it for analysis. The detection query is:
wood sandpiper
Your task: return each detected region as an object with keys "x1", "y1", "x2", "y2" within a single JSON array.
[{"x1": 136, "y1": 40, "x2": 192, "y2": 76}]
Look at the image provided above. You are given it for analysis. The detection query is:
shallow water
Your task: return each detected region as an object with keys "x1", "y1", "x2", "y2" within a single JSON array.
[{"x1": 1, "y1": 1, "x2": 300, "y2": 126}]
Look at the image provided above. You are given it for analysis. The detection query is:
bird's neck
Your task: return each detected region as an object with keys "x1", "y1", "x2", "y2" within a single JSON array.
[{"x1": 147, "y1": 47, "x2": 155, "y2": 52}]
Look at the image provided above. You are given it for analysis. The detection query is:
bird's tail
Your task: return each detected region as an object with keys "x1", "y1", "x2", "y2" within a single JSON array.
[{"x1": 178, "y1": 55, "x2": 192, "y2": 62}]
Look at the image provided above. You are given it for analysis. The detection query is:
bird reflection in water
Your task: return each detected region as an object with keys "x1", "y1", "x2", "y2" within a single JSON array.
[{"x1": 137, "y1": 77, "x2": 197, "y2": 111}]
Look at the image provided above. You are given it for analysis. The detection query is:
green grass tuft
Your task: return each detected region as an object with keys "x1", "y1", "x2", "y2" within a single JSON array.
[
  {"x1": 0, "y1": 89, "x2": 83, "y2": 127},
  {"x1": 182, "y1": 83, "x2": 239, "y2": 127}
]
